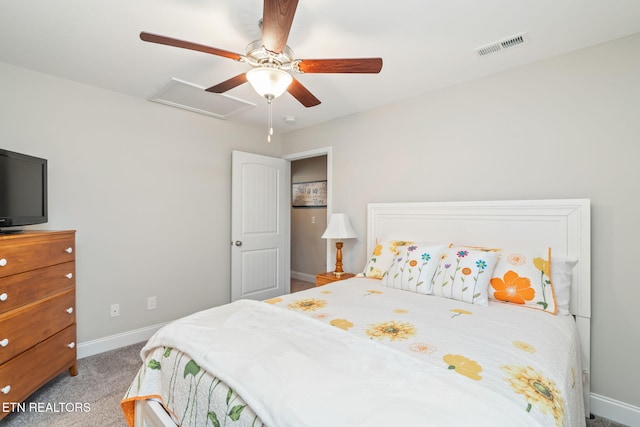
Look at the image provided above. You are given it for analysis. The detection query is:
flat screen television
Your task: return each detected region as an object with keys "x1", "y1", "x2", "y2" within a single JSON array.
[{"x1": 0, "y1": 148, "x2": 48, "y2": 232}]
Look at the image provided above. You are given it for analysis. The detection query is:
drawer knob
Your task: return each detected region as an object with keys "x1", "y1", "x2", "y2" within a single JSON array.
[
  {"x1": 66, "y1": 307, "x2": 74, "y2": 314},
  {"x1": 0, "y1": 258, "x2": 6, "y2": 267},
  {"x1": 0, "y1": 338, "x2": 8, "y2": 347},
  {"x1": 66, "y1": 273, "x2": 73, "y2": 279},
  {"x1": 65, "y1": 247, "x2": 73, "y2": 254},
  {"x1": 68, "y1": 342, "x2": 76, "y2": 349},
  {"x1": 0, "y1": 293, "x2": 7, "y2": 301},
  {"x1": 1, "y1": 385, "x2": 9, "y2": 395}
]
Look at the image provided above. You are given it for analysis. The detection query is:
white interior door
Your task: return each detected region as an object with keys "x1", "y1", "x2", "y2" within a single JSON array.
[{"x1": 231, "y1": 150, "x2": 290, "y2": 301}]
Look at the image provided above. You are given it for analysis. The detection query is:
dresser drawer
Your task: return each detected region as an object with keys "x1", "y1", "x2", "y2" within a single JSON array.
[
  {"x1": 0, "y1": 324, "x2": 76, "y2": 411},
  {"x1": 0, "y1": 261, "x2": 75, "y2": 315},
  {"x1": 0, "y1": 290, "x2": 75, "y2": 365},
  {"x1": 0, "y1": 232, "x2": 75, "y2": 278}
]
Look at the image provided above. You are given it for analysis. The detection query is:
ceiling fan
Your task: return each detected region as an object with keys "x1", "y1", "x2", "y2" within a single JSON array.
[{"x1": 139, "y1": 0, "x2": 383, "y2": 111}]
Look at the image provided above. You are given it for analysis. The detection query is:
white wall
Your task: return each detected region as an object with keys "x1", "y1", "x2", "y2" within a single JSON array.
[
  {"x1": 0, "y1": 62, "x2": 282, "y2": 342},
  {"x1": 282, "y1": 33, "x2": 640, "y2": 415}
]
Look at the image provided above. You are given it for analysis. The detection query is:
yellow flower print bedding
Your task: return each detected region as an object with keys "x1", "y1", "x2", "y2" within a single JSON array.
[
  {"x1": 123, "y1": 278, "x2": 585, "y2": 427},
  {"x1": 270, "y1": 278, "x2": 585, "y2": 426}
]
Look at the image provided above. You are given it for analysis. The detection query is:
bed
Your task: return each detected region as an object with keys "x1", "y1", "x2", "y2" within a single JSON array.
[{"x1": 121, "y1": 198, "x2": 591, "y2": 427}]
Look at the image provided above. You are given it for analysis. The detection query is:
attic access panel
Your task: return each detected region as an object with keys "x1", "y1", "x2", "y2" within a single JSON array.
[{"x1": 150, "y1": 78, "x2": 256, "y2": 119}]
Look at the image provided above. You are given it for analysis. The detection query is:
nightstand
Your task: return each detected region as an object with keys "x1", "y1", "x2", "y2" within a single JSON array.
[{"x1": 315, "y1": 272, "x2": 356, "y2": 287}]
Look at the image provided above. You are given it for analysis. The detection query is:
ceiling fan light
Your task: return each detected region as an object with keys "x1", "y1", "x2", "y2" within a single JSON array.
[{"x1": 246, "y1": 68, "x2": 293, "y2": 100}]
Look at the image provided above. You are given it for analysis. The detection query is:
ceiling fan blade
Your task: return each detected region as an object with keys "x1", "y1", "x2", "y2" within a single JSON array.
[
  {"x1": 140, "y1": 32, "x2": 243, "y2": 61},
  {"x1": 297, "y1": 58, "x2": 383, "y2": 74},
  {"x1": 287, "y1": 78, "x2": 321, "y2": 107},
  {"x1": 261, "y1": 0, "x2": 298, "y2": 53},
  {"x1": 205, "y1": 74, "x2": 248, "y2": 93}
]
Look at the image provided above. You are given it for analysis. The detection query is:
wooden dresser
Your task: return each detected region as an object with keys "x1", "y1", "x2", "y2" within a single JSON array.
[{"x1": 0, "y1": 230, "x2": 77, "y2": 419}]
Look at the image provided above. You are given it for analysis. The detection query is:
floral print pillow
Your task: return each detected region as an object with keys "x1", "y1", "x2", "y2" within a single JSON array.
[
  {"x1": 361, "y1": 239, "x2": 413, "y2": 279},
  {"x1": 381, "y1": 244, "x2": 446, "y2": 294},
  {"x1": 489, "y1": 248, "x2": 558, "y2": 314},
  {"x1": 431, "y1": 247, "x2": 499, "y2": 305}
]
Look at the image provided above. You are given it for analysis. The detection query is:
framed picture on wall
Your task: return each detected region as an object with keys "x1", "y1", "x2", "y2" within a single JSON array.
[{"x1": 292, "y1": 180, "x2": 327, "y2": 207}]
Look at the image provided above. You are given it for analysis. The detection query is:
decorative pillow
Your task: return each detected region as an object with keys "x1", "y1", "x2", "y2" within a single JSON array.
[
  {"x1": 551, "y1": 256, "x2": 578, "y2": 315},
  {"x1": 361, "y1": 239, "x2": 413, "y2": 279},
  {"x1": 431, "y1": 247, "x2": 499, "y2": 305},
  {"x1": 381, "y1": 244, "x2": 446, "y2": 294},
  {"x1": 488, "y1": 248, "x2": 558, "y2": 314}
]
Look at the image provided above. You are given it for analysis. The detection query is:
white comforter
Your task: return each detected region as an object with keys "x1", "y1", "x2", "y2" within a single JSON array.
[{"x1": 132, "y1": 278, "x2": 585, "y2": 427}]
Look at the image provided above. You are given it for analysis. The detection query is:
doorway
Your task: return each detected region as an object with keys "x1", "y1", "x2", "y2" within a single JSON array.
[{"x1": 283, "y1": 147, "x2": 332, "y2": 290}]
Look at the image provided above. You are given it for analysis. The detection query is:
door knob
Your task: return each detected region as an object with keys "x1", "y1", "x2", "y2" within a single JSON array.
[{"x1": 235, "y1": 241, "x2": 243, "y2": 246}]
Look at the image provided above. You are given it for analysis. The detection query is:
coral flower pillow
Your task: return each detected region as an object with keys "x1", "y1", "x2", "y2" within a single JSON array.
[{"x1": 489, "y1": 248, "x2": 558, "y2": 314}]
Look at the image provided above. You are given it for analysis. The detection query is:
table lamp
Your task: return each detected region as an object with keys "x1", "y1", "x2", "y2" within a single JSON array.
[{"x1": 321, "y1": 213, "x2": 357, "y2": 276}]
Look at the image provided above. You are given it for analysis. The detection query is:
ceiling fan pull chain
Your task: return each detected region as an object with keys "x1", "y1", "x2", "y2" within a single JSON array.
[{"x1": 267, "y1": 98, "x2": 273, "y2": 143}]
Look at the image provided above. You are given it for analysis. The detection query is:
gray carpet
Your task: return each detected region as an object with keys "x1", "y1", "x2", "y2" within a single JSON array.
[
  {"x1": 2, "y1": 342, "x2": 145, "y2": 426},
  {"x1": 1, "y1": 341, "x2": 629, "y2": 426}
]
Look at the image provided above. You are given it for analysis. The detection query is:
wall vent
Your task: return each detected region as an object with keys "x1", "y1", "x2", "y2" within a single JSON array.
[{"x1": 474, "y1": 32, "x2": 529, "y2": 57}]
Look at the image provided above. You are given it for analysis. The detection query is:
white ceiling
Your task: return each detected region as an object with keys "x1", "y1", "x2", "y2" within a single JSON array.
[{"x1": 2, "y1": 0, "x2": 639, "y2": 134}]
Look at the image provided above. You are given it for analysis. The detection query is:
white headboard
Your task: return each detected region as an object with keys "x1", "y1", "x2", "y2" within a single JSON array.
[{"x1": 367, "y1": 199, "x2": 591, "y2": 410}]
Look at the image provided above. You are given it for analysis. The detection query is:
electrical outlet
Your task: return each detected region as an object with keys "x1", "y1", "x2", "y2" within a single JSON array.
[
  {"x1": 110, "y1": 304, "x2": 120, "y2": 317},
  {"x1": 147, "y1": 296, "x2": 157, "y2": 310}
]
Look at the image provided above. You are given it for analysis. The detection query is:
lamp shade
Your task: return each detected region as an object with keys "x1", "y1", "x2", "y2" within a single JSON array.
[
  {"x1": 321, "y1": 214, "x2": 357, "y2": 240},
  {"x1": 246, "y1": 67, "x2": 293, "y2": 99}
]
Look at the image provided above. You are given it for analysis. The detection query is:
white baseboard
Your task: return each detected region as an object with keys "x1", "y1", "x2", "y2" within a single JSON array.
[
  {"x1": 291, "y1": 271, "x2": 315, "y2": 283},
  {"x1": 591, "y1": 393, "x2": 640, "y2": 426},
  {"x1": 76, "y1": 321, "x2": 169, "y2": 359}
]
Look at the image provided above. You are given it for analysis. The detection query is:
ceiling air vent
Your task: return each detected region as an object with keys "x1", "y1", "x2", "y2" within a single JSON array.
[
  {"x1": 474, "y1": 32, "x2": 529, "y2": 57},
  {"x1": 149, "y1": 78, "x2": 256, "y2": 119}
]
